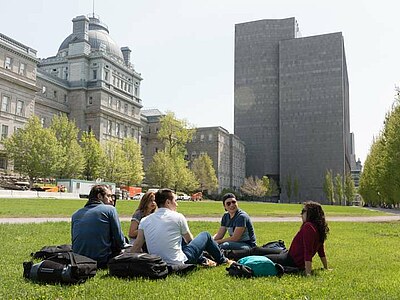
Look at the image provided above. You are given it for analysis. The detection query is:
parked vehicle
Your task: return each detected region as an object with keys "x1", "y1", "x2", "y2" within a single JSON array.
[
  {"x1": 132, "y1": 193, "x2": 145, "y2": 200},
  {"x1": 120, "y1": 186, "x2": 142, "y2": 199},
  {"x1": 177, "y1": 192, "x2": 191, "y2": 201},
  {"x1": 56, "y1": 179, "x2": 116, "y2": 198}
]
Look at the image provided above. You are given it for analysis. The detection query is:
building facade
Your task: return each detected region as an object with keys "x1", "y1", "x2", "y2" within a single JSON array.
[
  {"x1": 234, "y1": 18, "x2": 352, "y2": 203},
  {"x1": 37, "y1": 15, "x2": 143, "y2": 143},
  {"x1": 0, "y1": 33, "x2": 39, "y2": 170},
  {"x1": 186, "y1": 126, "x2": 245, "y2": 194}
]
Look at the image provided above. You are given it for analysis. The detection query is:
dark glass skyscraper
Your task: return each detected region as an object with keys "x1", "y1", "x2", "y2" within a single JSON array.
[{"x1": 234, "y1": 18, "x2": 351, "y2": 203}]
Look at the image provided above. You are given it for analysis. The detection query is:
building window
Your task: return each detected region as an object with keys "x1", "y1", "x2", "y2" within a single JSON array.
[
  {"x1": 116, "y1": 123, "x2": 120, "y2": 137},
  {"x1": 53, "y1": 90, "x2": 57, "y2": 100},
  {"x1": 108, "y1": 96, "x2": 112, "y2": 107},
  {"x1": 40, "y1": 117, "x2": 45, "y2": 127},
  {"x1": 104, "y1": 71, "x2": 109, "y2": 81},
  {"x1": 107, "y1": 120, "x2": 112, "y2": 134},
  {"x1": 128, "y1": 85, "x2": 132, "y2": 93},
  {"x1": 124, "y1": 103, "x2": 128, "y2": 114},
  {"x1": 19, "y1": 62, "x2": 25, "y2": 75},
  {"x1": 1, "y1": 125, "x2": 8, "y2": 140},
  {"x1": 42, "y1": 86, "x2": 46, "y2": 94},
  {"x1": 16, "y1": 100, "x2": 24, "y2": 116},
  {"x1": 208, "y1": 134, "x2": 213, "y2": 141},
  {"x1": 131, "y1": 107, "x2": 135, "y2": 116},
  {"x1": 116, "y1": 100, "x2": 121, "y2": 110},
  {"x1": 64, "y1": 94, "x2": 67, "y2": 103},
  {"x1": 200, "y1": 134, "x2": 204, "y2": 142},
  {"x1": 124, "y1": 126, "x2": 128, "y2": 138},
  {"x1": 134, "y1": 86, "x2": 138, "y2": 96},
  {"x1": 88, "y1": 96, "x2": 93, "y2": 105},
  {"x1": 0, "y1": 156, "x2": 7, "y2": 170},
  {"x1": 112, "y1": 75, "x2": 116, "y2": 85},
  {"x1": 1, "y1": 95, "x2": 10, "y2": 112},
  {"x1": 4, "y1": 57, "x2": 11, "y2": 69},
  {"x1": 93, "y1": 70, "x2": 97, "y2": 80}
]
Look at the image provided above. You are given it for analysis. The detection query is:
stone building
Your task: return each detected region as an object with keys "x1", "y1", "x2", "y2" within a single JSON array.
[
  {"x1": 0, "y1": 33, "x2": 39, "y2": 170},
  {"x1": 186, "y1": 127, "x2": 246, "y2": 194},
  {"x1": 234, "y1": 18, "x2": 352, "y2": 202},
  {"x1": 37, "y1": 14, "x2": 143, "y2": 142}
]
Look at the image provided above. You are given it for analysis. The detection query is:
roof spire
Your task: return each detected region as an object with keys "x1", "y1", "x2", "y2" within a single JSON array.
[{"x1": 92, "y1": 0, "x2": 95, "y2": 18}]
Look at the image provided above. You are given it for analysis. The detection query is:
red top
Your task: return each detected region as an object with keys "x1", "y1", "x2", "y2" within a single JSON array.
[{"x1": 288, "y1": 222, "x2": 326, "y2": 269}]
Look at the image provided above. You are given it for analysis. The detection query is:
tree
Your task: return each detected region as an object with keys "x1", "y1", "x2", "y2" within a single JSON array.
[
  {"x1": 267, "y1": 178, "x2": 279, "y2": 197},
  {"x1": 80, "y1": 131, "x2": 105, "y2": 181},
  {"x1": 157, "y1": 111, "x2": 195, "y2": 158},
  {"x1": 122, "y1": 138, "x2": 144, "y2": 185},
  {"x1": 3, "y1": 116, "x2": 62, "y2": 187},
  {"x1": 344, "y1": 173, "x2": 356, "y2": 205},
  {"x1": 323, "y1": 170, "x2": 334, "y2": 205},
  {"x1": 285, "y1": 176, "x2": 292, "y2": 203},
  {"x1": 50, "y1": 114, "x2": 85, "y2": 179},
  {"x1": 293, "y1": 177, "x2": 299, "y2": 200},
  {"x1": 191, "y1": 153, "x2": 218, "y2": 193},
  {"x1": 174, "y1": 157, "x2": 199, "y2": 193},
  {"x1": 241, "y1": 176, "x2": 267, "y2": 197},
  {"x1": 334, "y1": 173, "x2": 344, "y2": 205},
  {"x1": 146, "y1": 151, "x2": 176, "y2": 188},
  {"x1": 103, "y1": 140, "x2": 131, "y2": 184}
]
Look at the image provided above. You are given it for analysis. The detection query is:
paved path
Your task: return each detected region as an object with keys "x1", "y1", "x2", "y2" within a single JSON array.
[{"x1": 1, "y1": 215, "x2": 400, "y2": 224}]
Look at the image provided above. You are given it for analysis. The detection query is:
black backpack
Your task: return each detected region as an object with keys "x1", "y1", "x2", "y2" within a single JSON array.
[
  {"x1": 108, "y1": 252, "x2": 169, "y2": 279},
  {"x1": 31, "y1": 244, "x2": 72, "y2": 259},
  {"x1": 226, "y1": 261, "x2": 254, "y2": 278},
  {"x1": 23, "y1": 252, "x2": 97, "y2": 284}
]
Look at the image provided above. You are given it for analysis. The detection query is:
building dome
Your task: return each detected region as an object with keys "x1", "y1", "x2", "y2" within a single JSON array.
[{"x1": 58, "y1": 15, "x2": 123, "y2": 59}]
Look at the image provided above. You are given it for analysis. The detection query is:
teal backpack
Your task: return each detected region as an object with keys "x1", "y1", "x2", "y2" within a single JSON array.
[{"x1": 237, "y1": 256, "x2": 284, "y2": 277}]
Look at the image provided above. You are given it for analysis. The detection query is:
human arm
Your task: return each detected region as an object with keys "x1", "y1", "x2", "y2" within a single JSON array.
[
  {"x1": 109, "y1": 208, "x2": 126, "y2": 249},
  {"x1": 130, "y1": 229, "x2": 145, "y2": 253},
  {"x1": 128, "y1": 220, "x2": 139, "y2": 239},
  {"x1": 182, "y1": 231, "x2": 194, "y2": 244},
  {"x1": 214, "y1": 227, "x2": 246, "y2": 244},
  {"x1": 213, "y1": 226, "x2": 227, "y2": 241}
]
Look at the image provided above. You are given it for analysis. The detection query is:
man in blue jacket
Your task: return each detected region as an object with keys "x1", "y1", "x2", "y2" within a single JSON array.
[{"x1": 71, "y1": 185, "x2": 126, "y2": 268}]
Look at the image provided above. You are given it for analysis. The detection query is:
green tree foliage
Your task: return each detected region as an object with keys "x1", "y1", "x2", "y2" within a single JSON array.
[
  {"x1": 191, "y1": 153, "x2": 218, "y2": 193},
  {"x1": 50, "y1": 114, "x2": 85, "y2": 179},
  {"x1": 334, "y1": 174, "x2": 344, "y2": 205},
  {"x1": 80, "y1": 131, "x2": 105, "y2": 181},
  {"x1": 323, "y1": 170, "x2": 334, "y2": 204},
  {"x1": 267, "y1": 178, "x2": 279, "y2": 197},
  {"x1": 3, "y1": 116, "x2": 62, "y2": 187},
  {"x1": 146, "y1": 151, "x2": 176, "y2": 188},
  {"x1": 158, "y1": 111, "x2": 195, "y2": 158},
  {"x1": 241, "y1": 176, "x2": 267, "y2": 197},
  {"x1": 103, "y1": 140, "x2": 131, "y2": 185},
  {"x1": 344, "y1": 173, "x2": 356, "y2": 205},
  {"x1": 122, "y1": 138, "x2": 144, "y2": 185},
  {"x1": 285, "y1": 175, "x2": 292, "y2": 203},
  {"x1": 174, "y1": 156, "x2": 199, "y2": 192}
]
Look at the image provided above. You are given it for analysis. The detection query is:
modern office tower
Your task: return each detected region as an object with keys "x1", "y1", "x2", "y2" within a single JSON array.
[
  {"x1": 37, "y1": 15, "x2": 143, "y2": 143},
  {"x1": 0, "y1": 33, "x2": 39, "y2": 171},
  {"x1": 234, "y1": 18, "x2": 351, "y2": 202}
]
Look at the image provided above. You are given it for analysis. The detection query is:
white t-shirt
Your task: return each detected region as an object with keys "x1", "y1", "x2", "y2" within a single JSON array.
[{"x1": 139, "y1": 208, "x2": 190, "y2": 265}]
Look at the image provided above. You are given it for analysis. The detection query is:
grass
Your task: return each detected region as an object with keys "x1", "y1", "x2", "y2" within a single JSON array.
[
  {"x1": 0, "y1": 198, "x2": 387, "y2": 218},
  {"x1": 0, "y1": 221, "x2": 399, "y2": 299}
]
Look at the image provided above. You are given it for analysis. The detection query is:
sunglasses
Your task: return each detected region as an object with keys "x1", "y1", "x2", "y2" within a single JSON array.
[{"x1": 226, "y1": 200, "x2": 237, "y2": 206}]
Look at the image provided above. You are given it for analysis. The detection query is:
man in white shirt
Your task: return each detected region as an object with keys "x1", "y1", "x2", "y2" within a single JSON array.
[{"x1": 131, "y1": 188, "x2": 230, "y2": 266}]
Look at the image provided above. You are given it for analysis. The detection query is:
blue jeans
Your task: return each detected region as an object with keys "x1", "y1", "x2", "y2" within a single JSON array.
[
  {"x1": 182, "y1": 232, "x2": 227, "y2": 265},
  {"x1": 219, "y1": 241, "x2": 252, "y2": 250}
]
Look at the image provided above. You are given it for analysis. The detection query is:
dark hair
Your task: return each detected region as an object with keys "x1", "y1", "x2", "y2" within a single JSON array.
[
  {"x1": 155, "y1": 188, "x2": 174, "y2": 207},
  {"x1": 222, "y1": 193, "x2": 236, "y2": 205},
  {"x1": 88, "y1": 185, "x2": 108, "y2": 202},
  {"x1": 303, "y1": 201, "x2": 329, "y2": 242},
  {"x1": 137, "y1": 192, "x2": 156, "y2": 214}
]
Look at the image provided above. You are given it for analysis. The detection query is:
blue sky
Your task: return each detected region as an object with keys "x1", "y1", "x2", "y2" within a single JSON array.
[{"x1": 2, "y1": 0, "x2": 399, "y2": 163}]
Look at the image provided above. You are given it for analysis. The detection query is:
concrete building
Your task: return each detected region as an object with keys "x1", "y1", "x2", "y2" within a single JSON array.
[
  {"x1": 37, "y1": 14, "x2": 143, "y2": 142},
  {"x1": 0, "y1": 33, "x2": 39, "y2": 171},
  {"x1": 186, "y1": 126, "x2": 245, "y2": 194},
  {"x1": 234, "y1": 18, "x2": 352, "y2": 203}
]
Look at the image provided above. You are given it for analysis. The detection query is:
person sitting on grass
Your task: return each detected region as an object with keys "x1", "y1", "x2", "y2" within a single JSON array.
[
  {"x1": 128, "y1": 191, "x2": 157, "y2": 245},
  {"x1": 266, "y1": 201, "x2": 330, "y2": 276},
  {"x1": 130, "y1": 188, "x2": 232, "y2": 267},
  {"x1": 213, "y1": 193, "x2": 257, "y2": 250},
  {"x1": 71, "y1": 184, "x2": 127, "y2": 268}
]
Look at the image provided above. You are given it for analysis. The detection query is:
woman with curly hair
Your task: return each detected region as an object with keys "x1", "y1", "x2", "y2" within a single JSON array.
[
  {"x1": 128, "y1": 192, "x2": 157, "y2": 244},
  {"x1": 266, "y1": 201, "x2": 330, "y2": 275}
]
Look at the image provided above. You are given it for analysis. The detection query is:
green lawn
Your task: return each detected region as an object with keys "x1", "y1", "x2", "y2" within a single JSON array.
[
  {"x1": 0, "y1": 198, "x2": 386, "y2": 218},
  {"x1": 0, "y1": 221, "x2": 399, "y2": 299}
]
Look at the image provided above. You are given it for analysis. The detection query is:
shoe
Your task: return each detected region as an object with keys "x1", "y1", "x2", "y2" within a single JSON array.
[
  {"x1": 201, "y1": 258, "x2": 217, "y2": 267},
  {"x1": 220, "y1": 259, "x2": 234, "y2": 267}
]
